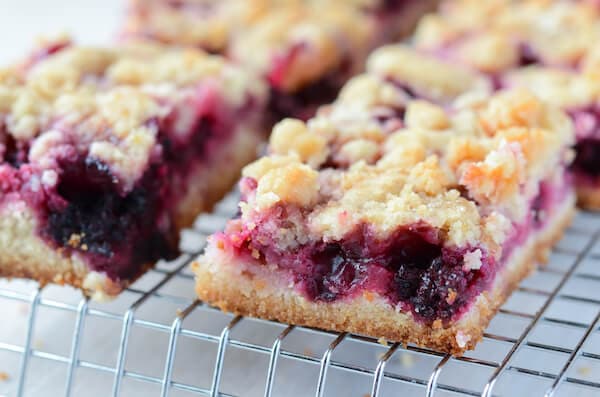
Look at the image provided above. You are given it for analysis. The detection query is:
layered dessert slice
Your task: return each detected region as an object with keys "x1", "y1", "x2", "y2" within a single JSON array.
[
  {"x1": 411, "y1": 0, "x2": 600, "y2": 208},
  {"x1": 0, "y1": 37, "x2": 266, "y2": 300},
  {"x1": 194, "y1": 85, "x2": 575, "y2": 354},
  {"x1": 122, "y1": 0, "x2": 439, "y2": 121}
]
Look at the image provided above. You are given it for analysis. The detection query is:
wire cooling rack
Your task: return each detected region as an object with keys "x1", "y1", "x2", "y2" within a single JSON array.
[{"x1": 1, "y1": 191, "x2": 600, "y2": 397}]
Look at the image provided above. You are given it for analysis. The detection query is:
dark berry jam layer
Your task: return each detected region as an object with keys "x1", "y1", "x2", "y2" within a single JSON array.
[
  {"x1": 568, "y1": 107, "x2": 600, "y2": 179},
  {"x1": 224, "y1": 203, "x2": 495, "y2": 325},
  {"x1": 572, "y1": 138, "x2": 600, "y2": 177},
  {"x1": 222, "y1": 176, "x2": 570, "y2": 325},
  {"x1": 43, "y1": 157, "x2": 175, "y2": 281},
  {"x1": 518, "y1": 43, "x2": 541, "y2": 67},
  {"x1": 267, "y1": 44, "x2": 351, "y2": 121},
  {"x1": 377, "y1": 0, "x2": 411, "y2": 12}
]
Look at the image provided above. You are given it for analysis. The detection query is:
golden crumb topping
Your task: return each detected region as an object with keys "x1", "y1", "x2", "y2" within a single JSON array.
[
  {"x1": 503, "y1": 67, "x2": 600, "y2": 110},
  {"x1": 0, "y1": 38, "x2": 266, "y2": 189},
  {"x1": 241, "y1": 86, "x2": 574, "y2": 249},
  {"x1": 366, "y1": 45, "x2": 491, "y2": 103},
  {"x1": 229, "y1": 3, "x2": 373, "y2": 92},
  {"x1": 409, "y1": 0, "x2": 600, "y2": 113},
  {"x1": 124, "y1": 0, "x2": 398, "y2": 93},
  {"x1": 416, "y1": 0, "x2": 600, "y2": 66}
]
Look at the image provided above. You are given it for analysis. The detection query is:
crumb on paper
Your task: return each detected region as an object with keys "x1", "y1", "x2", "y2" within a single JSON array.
[
  {"x1": 363, "y1": 394, "x2": 371, "y2": 397},
  {"x1": 303, "y1": 347, "x2": 314, "y2": 357},
  {"x1": 175, "y1": 308, "x2": 183, "y2": 316},
  {"x1": 0, "y1": 372, "x2": 9, "y2": 382},
  {"x1": 377, "y1": 337, "x2": 388, "y2": 346}
]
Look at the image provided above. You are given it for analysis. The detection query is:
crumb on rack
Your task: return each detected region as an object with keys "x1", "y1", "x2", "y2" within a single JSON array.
[
  {"x1": 0, "y1": 372, "x2": 10, "y2": 382},
  {"x1": 377, "y1": 337, "x2": 389, "y2": 346},
  {"x1": 400, "y1": 352, "x2": 416, "y2": 368}
]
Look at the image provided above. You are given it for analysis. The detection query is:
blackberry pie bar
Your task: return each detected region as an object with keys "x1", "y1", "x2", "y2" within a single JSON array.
[
  {"x1": 0, "y1": 38, "x2": 266, "y2": 299},
  {"x1": 123, "y1": 0, "x2": 439, "y2": 121},
  {"x1": 194, "y1": 83, "x2": 575, "y2": 353},
  {"x1": 412, "y1": 0, "x2": 600, "y2": 208}
]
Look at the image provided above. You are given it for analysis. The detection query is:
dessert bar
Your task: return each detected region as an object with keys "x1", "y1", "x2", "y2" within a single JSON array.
[
  {"x1": 194, "y1": 82, "x2": 575, "y2": 354},
  {"x1": 411, "y1": 0, "x2": 600, "y2": 208},
  {"x1": 0, "y1": 38, "x2": 266, "y2": 300},
  {"x1": 123, "y1": 0, "x2": 439, "y2": 121}
]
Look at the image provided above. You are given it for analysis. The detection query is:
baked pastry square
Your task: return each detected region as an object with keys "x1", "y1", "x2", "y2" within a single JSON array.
[
  {"x1": 0, "y1": 37, "x2": 266, "y2": 300},
  {"x1": 122, "y1": 0, "x2": 439, "y2": 121},
  {"x1": 412, "y1": 0, "x2": 600, "y2": 208},
  {"x1": 193, "y1": 83, "x2": 575, "y2": 354}
]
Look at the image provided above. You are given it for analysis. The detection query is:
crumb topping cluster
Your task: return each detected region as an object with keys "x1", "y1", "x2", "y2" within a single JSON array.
[
  {"x1": 241, "y1": 86, "x2": 574, "y2": 250},
  {"x1": 124, "y1": 0, "x2": 405, "y2": 93},
  {"x1": 411, "y1": 0, "x2": 600, "y2": 110},
  {"x1": 0, "y1": 38, "x2": 265, "y2": 189},
  {"x1": 367, "y1": 44, "x2": 491, "y2": 102}
]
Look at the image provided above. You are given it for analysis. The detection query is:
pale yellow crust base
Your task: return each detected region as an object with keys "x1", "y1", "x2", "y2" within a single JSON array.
[
  {"x1": 576, "y1": 184, "x2": 600, "y2": 211},
  {"x1": 0, "y1": 127, "x2": 263, "y2": 300},
  {"x1": 194, "y1": 192, "x2": 575, "y2": 355}
]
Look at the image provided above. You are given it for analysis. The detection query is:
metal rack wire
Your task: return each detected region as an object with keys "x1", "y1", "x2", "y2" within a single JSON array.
[{"x1": 1, "y1": 190, "x2": 600, "y2": 397}]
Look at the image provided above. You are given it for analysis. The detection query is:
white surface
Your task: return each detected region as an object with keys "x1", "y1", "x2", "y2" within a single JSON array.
[{"x1": 0, "y1": 0, "x2": 120, "y2": 64}]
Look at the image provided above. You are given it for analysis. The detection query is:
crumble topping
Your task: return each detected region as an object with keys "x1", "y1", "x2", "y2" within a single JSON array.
[
  {"x1": 241, "y1": 87, "x2": 574, "y2": 248},
  {"x1": 0, "y1": 38, "x2": 266, "y2": 190},
  {"x1": 411, "y1": 0, "x2": 600, "y2": 111},
  {"x1": 124, "y1": 0, "x2": 419, "y2": 94},
  {"x1": 366, "y1": 45, "x2": 491, "y2": 102},
  {"x1": 416, "y1": 0, "x2": 600, "y2": 67},
  {"x1": 269, "y1": 118, "x2": 329, "y2": 168},
  {"x1": 230, "y1": 3, "x2": 373, "y2": 92},
  {"x1": 405, "y1": 100, "x2": 450, "y2": 131},
  {"x1": 255, "y1": 161, "x2": 319, "y2": 210}
]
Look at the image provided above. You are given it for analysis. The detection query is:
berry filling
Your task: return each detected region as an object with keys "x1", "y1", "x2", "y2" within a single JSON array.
[
  {"x1": 267, "y1": 44, "x2": 352, "y2": 121},
  {"x1": 567, "y1": 107, "x2": 600, "y2": 180},
  {"x1": 268, "y1": 76, "x2": 345, "y2": 122},
  {"x1": 43, "y1": 157, "x2": 174, "y2": 281},
  {"x1": 572, "y1": 138, "x2": 600, "y2": 177},
  {"x1": 219, "y1": 176, "x2": 569, "y2": 325},
  {"x1": 378, "y1": 0, "x2": 411, "y2": 12},
  {"x1": 518, "y1": 43, "x2": 541, "y2": 67},
  {"x1": 224, "y1": 205, "x2": 492, "y2": 325}
]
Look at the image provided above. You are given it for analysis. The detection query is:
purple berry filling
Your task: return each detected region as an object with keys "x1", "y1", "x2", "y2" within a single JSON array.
[
  {"x1": 43, "y1": 157, "x2": 175, "y2": 281},
  {"x1": 222, "y1": 176, "x2": 569, "y2": 325},
  {"x1": 568, "y1": 107, "x2": 600, "y2": 180},
  {"x1": 377, "y1": 0, "x2": 411, "y2": 12},
  {"x1": 235, "y1": 207, "x2": 493, "y2": 325},
  {"x1": 268, "y1": 76, "x2": 345, "y2": 122},
  {"x1": 572, "y1": 138, "x2": 600, "y2": 177},
  {"x1": 518, "y1": 43, "x2": 541, "y2": 67}
]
